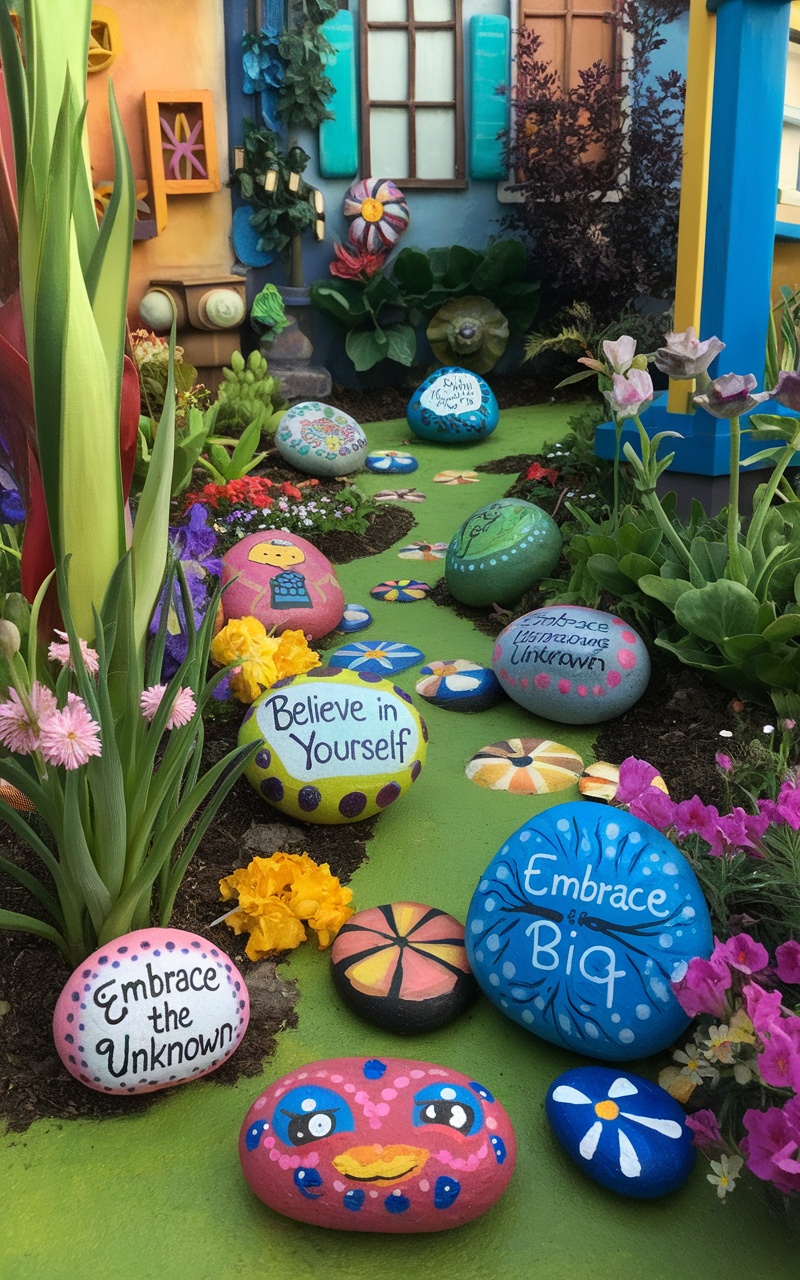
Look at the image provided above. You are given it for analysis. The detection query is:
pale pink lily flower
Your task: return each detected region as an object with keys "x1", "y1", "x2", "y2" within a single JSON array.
[
  {"x1": 604, "y1": 367, "x2": 654, "y2": 418},
  {"x1": 693, "y1": 373, "x2": 771, "y2": 419},
  {"x1": 48, "y1": 629, "x2": 100, "y2": 677},
  {"x1": 654, "y1": 327, "x2": 725, "y2": 380},
  {"x1": 0, "y1": 681, "x2": 58, "y2": 755},
  {"x1": 140, "y1": 684, "x2": 197, "y2": 730},
  {"x1": 602, "y1": 335, "x2": 637, "y2": 374},
  {"x1": 38, "y1": 693, "x2": 102, "y2": 770}
]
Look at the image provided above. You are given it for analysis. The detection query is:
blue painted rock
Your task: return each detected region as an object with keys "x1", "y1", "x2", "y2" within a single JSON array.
[
  {"x1": 329, "y1": 640, "x2": 425, "y2": 675},
  {"x1": 371, "y1": 579, "x2": 432, "y2": 603},
  {"x1": 240, "y1": 1056, "x2": 516, "y2": 1232},
  {"x1": 336, "y1": 604, "x2": 374, "y2": 635},
  {"x1": 331, "y1": 903, "x2": 478, "y2": 1032},
  {"x1": 465, "y1": 801, "x2": 713, "y2": 1061},
  {"x1": 415, "y1": 660, "x2": 503, "y2": 713},
  {"x1": 239, "y1": 667, "x2": 427, "y2": 824},
  {"x1": 546, "y1": 1066, "x2": 695, "y2": 1198},
  {"x1": 366, "y1": 450, "x2": 419, "y2": 475},
  {"x1": 445, "y1": 499, "x2": 561, "y2": 607},
  {"x1": 407, "y1": 367, "x2": 499, "y2": 444},
  {"x1": 492, "y1": 606, "x2": 650, "y2": 725},
  {"x1": 53, "y1": 928, "x2": 248, "y2": 1094},
  {"x1": 222, "y1": 530, "x2": 344, "y2": 641},
  {"x1": 275, "y1": 402, "x2": 368, "y2": 477}
]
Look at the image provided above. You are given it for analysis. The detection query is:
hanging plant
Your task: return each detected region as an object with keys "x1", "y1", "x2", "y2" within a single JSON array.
[
  {"x1": 427, "y1": 296, "x2": 510, "y2": 374},
  {"x1": 277, "y1": 0, "x2": 339, "y2": 131}
]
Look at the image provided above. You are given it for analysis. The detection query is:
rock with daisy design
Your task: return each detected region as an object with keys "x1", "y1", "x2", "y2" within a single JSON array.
[
  {"x1": 465, "y1": 801, "x2": 713, "y2": 1060},
  {"x1": 336, "y1": 604, "x2": 373, "y2": 635},
  {"x1": 407, "y1": 367, "x2": 499, "y2": 443},
  {"x1": 366, "y1": 450, "x2": 419, "y2": 475},
  {"x1": 492, "y1": 605, "x2": 650, "y2": 724},
  {"x1": 545, "y1": 1066, "x2": 695, "y2": 1198},
  {"x1": 415, "y1": 661, "x2": 503, "y2": 713},
  {"x1": 445, "y1": 499, "x2": 562, "y2": 607},
  {"x1": 328, "y1": 640, "x2": 425, "y2": 676},
  {"x1": 275, "y1": 402, "x2": 368, "y2": 477}
]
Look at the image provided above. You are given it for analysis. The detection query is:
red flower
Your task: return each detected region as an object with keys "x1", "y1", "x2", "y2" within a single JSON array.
[
  {"x1": 524, "y1": 461, "x2": 559, "y2": 485},
  {"x1": 281, "y1": 482, "x2": 303, "y2": 500},
  {"x1": 329, "y1": 241, "x2": 388, "y2": 281}
]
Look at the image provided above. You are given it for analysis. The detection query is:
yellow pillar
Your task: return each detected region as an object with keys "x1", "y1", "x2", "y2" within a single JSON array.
[{"x1": 668, "y1": 0, "x2": 717, "y2": 414}]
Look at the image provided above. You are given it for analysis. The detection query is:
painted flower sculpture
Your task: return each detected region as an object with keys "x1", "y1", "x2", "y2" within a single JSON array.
[{"x1": 343, "y1": 178, "x2": 410, "y2": 255}]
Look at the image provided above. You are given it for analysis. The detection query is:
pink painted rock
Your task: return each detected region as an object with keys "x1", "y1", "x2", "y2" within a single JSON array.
[
  {"x1": 53, "y1": 928, "x2": 248, "y2": 1094},
  {"x1": 221, "y1": 530, "x2": 344, "y2": 640},
  {"x1": 240, "y1": 1056, "x2": 516, "y2": 1232}
]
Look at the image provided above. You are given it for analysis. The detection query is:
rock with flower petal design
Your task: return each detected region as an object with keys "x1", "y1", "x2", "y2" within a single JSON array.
[
  {"x1": 465, "y1": 800, "x2": 714, "y2": 1060},
  {"x1": 329, "y1": 640, "x2": 425, "y2": 675},
  {"x1": 366, "y1": 450, "x2": 418, "y2": 475},
  {"x1": 492, "y1": 605, "x2": 650, "y2": 724},
  {"x1": 546, "y1": 1066, "x2": 695, "y2": 1198},
  {"x1": 407, "y1": 368, "x2": 499, "y2": 444},
  {"x1": 336, "y1": 604, "x2": 373, "y2": 635},
  {"x1": 415, "y1": 660, "x2": 503, "y2": 713},
  {"x1": 275, "y1": 402, "x2": 367, "y2": 477},
  {"x1": 222, "y1": 530, "x2": 344, "y2": 640},
  {"x1": 465, "y1": 738, "x2": 582, "y2": 794},
  {"x1": 445, "y1": 499, "x2": 561, "y2": 607},
  {"x1": 240, "y1": 667, "x2": 427, "y2": 824},
  {"x1": 343, "y1": 178, "x2": 410, "y2": 255},
  {"x1": 398, "y1": 542, "x2": 448, "y2": 561},
  {"x1": 371, "y1": 579, "x2": 431, "y2": 603}
]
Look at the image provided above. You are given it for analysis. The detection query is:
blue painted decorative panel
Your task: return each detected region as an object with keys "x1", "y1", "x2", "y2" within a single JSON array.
[
  {"x1": 469, "y1": 15, "x2": 510, "y2": 182},
  {"x1": 320, "y1": 12, "x2": 359, "y2": 179}
]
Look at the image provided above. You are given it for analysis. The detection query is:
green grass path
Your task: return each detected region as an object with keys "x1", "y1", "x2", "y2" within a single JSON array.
[{"x1": 1, "y1": 407, "x2": 793, "y2": 1279}]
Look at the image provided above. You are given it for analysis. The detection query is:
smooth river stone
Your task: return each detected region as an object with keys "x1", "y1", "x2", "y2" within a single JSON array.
[
  {"x1": 407, "y1": 367, "x2": 499, "y2": 443},
  {"x1": 492, "y1": 605, "x2": 650, "y2": 724},
  {"x1": 331, "y1": 902, "x2": 478, "y2": 1032},
  {"x1": 239, "y1": 667, "x2": 428, "y2": 824},
  {"x1": 415, "y1": 660, "x2": 503, "y2": 713},
  {"x1": 465, "y1": 738, "x2": 583, "y2": 794},
  {"x1": 336, "y1": 603, "x2": 373, "y2": 634},
  {"x1": 546, "y1": 1066, "x2": 695, "y2": 1199},
  {"x1": 52, "y1": 928, "x2": 248, "y2": 1094},
  {"x1": 445, "y1": 499, "x2": 561, "y2": 607},
  {"x1": 222, "y1": 530, "x2": 344, "y2": 641},
  {"x1": 366, "y1": 450, "x2": 419, "y2": 475},
  {"x1": 275, "y1": 401, "x2": 368, "y2": 477},
  {"x1": 240, "y1": 1055, "x2": 516, "y2": 1232},
  {"x1": 328, "y1": 640, "x2": 425, "y2": 675},
  {"x1": 465, "y1": 800, "x2": 713, "y2": 1062}
]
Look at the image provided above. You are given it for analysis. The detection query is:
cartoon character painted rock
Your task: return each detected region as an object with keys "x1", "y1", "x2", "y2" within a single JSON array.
[
  {"x1": 221, "y1": 530, "x2": 344, "y2": 640},
  {"x1": 239, "y1": 1057, "x2": 516, "y2": 1232}
]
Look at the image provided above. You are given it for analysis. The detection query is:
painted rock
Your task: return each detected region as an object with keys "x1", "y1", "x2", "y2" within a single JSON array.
[
  {"x1": 329, "y1": 640, "x2": 425, "y2": 675},
  {"x1": 275, "y1": 402, "x2": 368, "y2": 477},
  {"x1": 331, "y1": 903, "x2": 478, "y2": 1032},
  {"x1": 445, "y1": 499, "x2": 561, "y2": 607},
  {"x1": 492, "y1": 606, "x2": 650, "y2": 724},
  {"x1": 336, "y1": 604, "x2": 373, "y2": 635},
  {"x1": 465, "y1": 801, "x2": 713, "y2": 1061},
  {"x1": 366, "y1": 450, "x2": 418, "y2": 475},
  {"x1": 398, "y1": 542, "x2": 448, "y2": 561},
  {"x1": 240, "y1": 1056, "x2": 515, "y2": 1232},
  {"x1": 239, "y1": 667, "x2": 427, "y2": 824},
  {"x1": 371, "y1": 579, "x2": 431, "y2": 603},
  {"x1": 415, "y1": 660, "x2": 503, "y2": 713},
  {"x1": 465, "y1": 738, "x2": 583, "y2": 794},
  {"x1": 53, "y1": 929, "x2": 248, "y2": 1094},
  {"x1": 546, "y1": 1066, "x2": 695, "y2": 1198},
  {"x1": 222, "y1": 530, "x2": 344, "y2": 641},
  {"x1": 407, "y1": 367, "x2": 499, "y2": 444}
]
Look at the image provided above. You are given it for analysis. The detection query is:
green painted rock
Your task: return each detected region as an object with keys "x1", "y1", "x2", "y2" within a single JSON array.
[{"x1": 445, "y1": 499, "x2": 562, "y2": 607}]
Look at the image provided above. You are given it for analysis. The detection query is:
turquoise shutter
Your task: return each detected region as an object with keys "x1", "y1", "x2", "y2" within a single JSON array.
[
  {"x1": 319, "y1": 11, "x2": 359, "y2": 179},
  {"x1": 469, "y1": 14, "x2": 510, "y2": 181}
]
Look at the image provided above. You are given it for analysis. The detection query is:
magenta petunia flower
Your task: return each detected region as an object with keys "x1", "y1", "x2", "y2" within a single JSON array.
[
  {"x1": 628, "y1": 786, "x2": 677, "y2": 832},
  {"x1": 615, "y1": 756, "x2": 661, "y2": 804},
  {"x1": 672, "y1": 952, "x2": 732, "y2": 1019},
  {"x1": 742, "y1": 1099, "x2": 800, "y2": 1195},
  {"x1": 48, "y1": 628, "x2": 100, "y2": 677},
  {"x1": 775, "y1": 940, "x2": 800, "y2": 985},
  {"x1": 714, "y1": 752, "x2": 732, "y2": 773},
  {"x1": 719, "y1": 932, "x2": 769, "y2": 976},
  {"x1": 775, "y1": 780, "x2": 800, "y2": 830},
  {"x1": 674, "y1": 795, "x2": 720, "y2": 841},
  {"x1": 38, "y1": 693, "x2": 101, "y2": 770},
  {"x1": 757, "y1": 1026, "x2": 800, "y2": 1091},
  {"x1": 743, "y1": 981, "x2": 785, "y2": 1036},
  {"x1": 685, "y1": 1109, "x2": 723, "y2": 1149}
]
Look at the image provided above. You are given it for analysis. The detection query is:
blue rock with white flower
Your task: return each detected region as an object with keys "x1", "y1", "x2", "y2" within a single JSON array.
[
  {"x1": 465, "y1": 801, "x2": 713, "y2": 1062},
  {"x1": 546, "y1": 1066, "x2": 695, "y2": 1198},
  {"x1": 407, "y1": 367, "x2": 499, "y2": 444},
  {"x1": 328, "y1": 640, "x2": 425, "y2": 675},
  {"x1": 366, "y1": 450, "x2": 419, "y2": 475},
  {"x1": 415, "y1": 660, "x2": 504, "y2": 713},
  {"x1": 336, "y1": 604, "x2": 373, "y2": 635}
]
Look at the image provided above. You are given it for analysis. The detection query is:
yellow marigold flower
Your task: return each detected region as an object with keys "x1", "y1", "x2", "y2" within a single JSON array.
[
  {"x1": 241, "y1": 898, "x2": 307, "y2": 961},
  {"x1": 274, "y1": 629, "x2": 322, "y2": 681},
  {"x1": 211, "y1": 616, "x2": 280, "y2": 703},
  {"x1": 308, "y1": 893, "x2": 354, "y2": 949},
  {"x1": 219, "y1": 852, "x2": 353, "y2": 957}
]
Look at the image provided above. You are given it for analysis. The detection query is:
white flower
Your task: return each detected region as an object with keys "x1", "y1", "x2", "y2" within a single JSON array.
[
  {"x1": 551, "y1": 1076, "x2": 684, "y2": 1182},
  {"x1": 707, "y1": 1154, "x2": 743, "y2": 1199}
]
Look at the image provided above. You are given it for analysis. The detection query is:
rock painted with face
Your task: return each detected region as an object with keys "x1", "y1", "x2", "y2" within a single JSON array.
[
  {"x1": 222, "y1": 530, "x2": 344, "y2": 640},
  {"x1": 239, "y1": 1056, "x2": 516, "y2": 1231}
]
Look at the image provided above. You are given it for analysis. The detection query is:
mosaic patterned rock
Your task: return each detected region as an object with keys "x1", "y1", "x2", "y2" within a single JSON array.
[
  {"x1": 407, "y1": 368, "x2": 499, "y2": 444},
  {"x1": 336, "y1": 604, "x2": 373, "y2": 635},
  {"x1": 275, "y1": 402, "x2": 367, "y2": 477},
  {"x1": 445, "y1": 499, "x2": 562, "y2": 607},
  {"x1": 465, "y1": 801, "x2": 714, "y2": 1061},
  {"x1": 371, "y1": 579, "x2": 432, "y2": 603},
  {"x1": 492, "y1": 606, "x2": 651, "y2": 724},
  {"x1": 240, "y1": 1056, "x2": 516, "y2": 1231},
  {"x1": 366, "y1": 450, "x2": 419, "y2": 475},
  {"x1": 465, "y1": 738, "x2": 583, "y2": 794},
  {"x1": 331, "y1": 903, "x2": 478, "y2": 1032},
  {"x1": 328, "y1": 640, "x2": 425, "y2": 675},
  {"x1": 546, "y1": 1066, "x2": 695, "y2": 1198},
  {"x1": 415, "y1": 661, "x2": 503, "y2": 713},
  {"x1": 222, "y1": 530, "x2": 344, "y2": 640},
  {"x1": 240, "y1": 667, "x2": 427, "y2": 824}
]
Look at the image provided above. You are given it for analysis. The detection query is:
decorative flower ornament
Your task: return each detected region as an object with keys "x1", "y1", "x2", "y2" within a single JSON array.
[
  {"x1": 653, "y1": 327, "x2": 725, "y2": 380},
  {"x1": 343, "y1": 178, "x2": 410, "y2": 255},
  {"x1": 693, "y1": 373, "x2": 770, "y2": 419}
]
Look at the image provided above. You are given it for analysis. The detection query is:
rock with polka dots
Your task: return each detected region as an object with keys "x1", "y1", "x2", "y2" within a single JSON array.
[
  {"x1": 445, "y1": 499, "x2": 561, "y2": 607},
  {"x1": 52, "y1": 928, "x2": 249, "y2": 1094},
  {"x1": 492, "y1": 605, "x2": 650, "y2": 724},
  {"x1": 239, "y1": 667, "x2": 428, "y2": 824},
  {"x1": 465, "y1": 801, "x2": 713, "y2": 1062},
  {"x1": 239, "y1": 1056, "x2": 516, "y2": 1232}
]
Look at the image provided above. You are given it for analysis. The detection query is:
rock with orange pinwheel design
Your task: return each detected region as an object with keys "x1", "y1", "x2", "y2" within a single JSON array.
[
  {"x1": 465, "y1": 738, "x2": 583, "y2": 794},
  {"x1": 331, "y1": 903, "x2": 478, "y2": 1033}
]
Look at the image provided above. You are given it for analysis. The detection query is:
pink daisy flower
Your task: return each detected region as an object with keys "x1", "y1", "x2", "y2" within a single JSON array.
[
  {"x1": 38, "y1": 694, "x2": 102, "y2": 770},
  {"x1": 0, "y1": 682, "x2": 58, "y2": 755},
  {"x1": 48, "y1": 629, "x2": 100, "y2": 677},
  {"x1": 140, "y1": 684, "x2": 197, "y2": 730}
]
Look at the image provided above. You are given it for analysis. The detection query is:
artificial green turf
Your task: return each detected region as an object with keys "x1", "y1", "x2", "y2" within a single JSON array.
[{"x1": 0, "y1": 406, "x2": 794, "y2": 1279}]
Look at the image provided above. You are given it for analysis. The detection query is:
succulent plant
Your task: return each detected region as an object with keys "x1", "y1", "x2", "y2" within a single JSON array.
[
  {"x1": 215, "y1": 349, "x2": 287, "y2": 437},
  {"x1": 427, "y1": 296, "x2": 509, "y2": 374}
]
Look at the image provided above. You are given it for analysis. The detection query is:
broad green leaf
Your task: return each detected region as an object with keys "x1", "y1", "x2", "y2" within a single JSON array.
[
  {"x1": 618, "y1": 553, "x2": 658, "y2": 581},
  {"x1": 673, "y1": 580, "x2": 761, "y2": 646},
  {"x1": 346, "y1": 327, "x2": 386, "y2": 371},
  {"x1": 762, "y1": 613, "x2": 800, "y2": 642},
  {"x1": 384, "y1": 322, "x2": 417, "y2": 366},
  {"x1": 688, "y1": 537, "x2": 728, "y2": 583},
  {"x1": 638, "y1": 574, "x2": 693, "y2": 608},
  {"x1": 586, "y1": 553, "x2": 636, "y2": 596},
  {"x1": 391, "y1": 247, "x2": 434, "y2": 297}
]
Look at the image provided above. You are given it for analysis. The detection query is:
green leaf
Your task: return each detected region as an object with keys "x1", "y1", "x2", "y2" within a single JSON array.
[
  {"x1": 586, "y1": 553, "x2": 637, "y2": 596},
  {"x1": 471, "y1": 239, "x2": 526, "y2": 293},
  {"x1": 391, "y1": 247, "x2": 434, "y2": 298},
  {"x1": 345, "y1": 327, "x2": 386, "y2": 372},
  {"x1": 384, "y1": 323, "x2": 417, "y2": 366},
  {"x1": 618, "y1": 553, "x2": 658, "y2": 581},
  {"x1": 673, "y1": 580, "x2": 761, "y2": 646},
  {"x1": 443, "y1": 245, "x2": 481, "y2": 290},
  {"x1": 688, "y1": 537, "x2": 728, "y2": 583},
  {"x1": 638, "y1": 574, "x2": 693, "y2": 609},
  {"x1": 762, "y1": 613, "x2": 800, "y2": 642}
]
